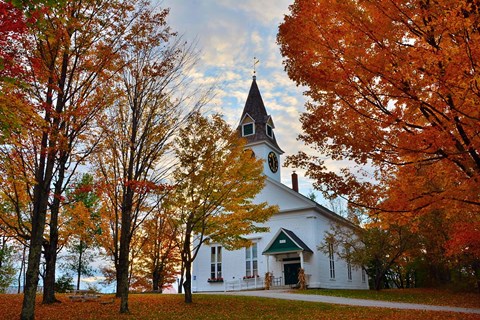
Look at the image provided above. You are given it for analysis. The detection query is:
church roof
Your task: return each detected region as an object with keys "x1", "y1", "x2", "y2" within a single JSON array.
[
  {"x1": 262, "y1": 228, "x2": 313, "y2": 255},
  {"x1": 237, "y1": 76, "x2": 284, "y2": 153},
  {"x1": 263, "y1": 176, "x2": 361, "y2": 231}
]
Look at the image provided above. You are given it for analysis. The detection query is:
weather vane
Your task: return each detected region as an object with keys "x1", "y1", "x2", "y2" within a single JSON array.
[{"x1": 253, "y1": 57, "x2": 259, "y2": 78}]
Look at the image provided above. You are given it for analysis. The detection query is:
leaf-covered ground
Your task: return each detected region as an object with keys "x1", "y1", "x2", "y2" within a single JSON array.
[
  {"x1": 1, "y1": 292, "x2": 479, "y2": 320},
  {"x1": 297, "y1": 288, "x2": 480, "y2": 309}
]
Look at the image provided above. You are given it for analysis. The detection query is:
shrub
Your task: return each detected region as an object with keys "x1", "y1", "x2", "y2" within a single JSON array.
[{"x1": 55, "y1": 275, "x2": 74, "y2": 293}]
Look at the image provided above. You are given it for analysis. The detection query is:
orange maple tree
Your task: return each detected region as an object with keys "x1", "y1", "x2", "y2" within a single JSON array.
[
  {"x1": 134, "y1": 205, "x2": 180, "y2": 293},
  {"x1": 0, "y1": 1, "x2": 139, "y2": 318},
  {"x1": 278, "y1": 0, "x2": 480, "y2": 263}
]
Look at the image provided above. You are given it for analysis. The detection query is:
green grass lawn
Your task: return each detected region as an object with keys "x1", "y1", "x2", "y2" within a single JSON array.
[{"x1": 295, "y1": 288, "x2": 480, "y2": 309}]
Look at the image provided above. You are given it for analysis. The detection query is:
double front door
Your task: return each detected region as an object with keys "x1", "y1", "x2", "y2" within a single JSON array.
[{"x1": 284, "y1": 262, "x2": 301, "y2": 285}]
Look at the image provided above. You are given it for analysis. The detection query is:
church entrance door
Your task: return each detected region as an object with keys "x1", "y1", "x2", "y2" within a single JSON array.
[{"x1": 284, "y1": 263, "x2": 301, "y2": 285}]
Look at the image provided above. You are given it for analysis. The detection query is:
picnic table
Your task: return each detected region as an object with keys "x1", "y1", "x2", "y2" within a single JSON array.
[{"x1": 68, "y1": 289, "x2": 101, "y2": 302}]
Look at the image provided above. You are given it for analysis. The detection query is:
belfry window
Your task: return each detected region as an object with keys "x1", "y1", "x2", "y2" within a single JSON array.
[
  {"x1": 266, "y1": 124, "x2": 273, "y2": 138},
  {"x1": 242, "y1": 123, "x2": 254, "y2": 136}
]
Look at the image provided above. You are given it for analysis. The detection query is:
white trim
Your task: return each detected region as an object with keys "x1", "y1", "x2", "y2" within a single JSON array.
[{"x1": 245, "y1": 140, "x2": 284, "y2": 155}]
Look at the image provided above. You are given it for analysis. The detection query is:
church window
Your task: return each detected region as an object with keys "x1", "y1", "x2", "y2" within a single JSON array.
[
  {"x1": 266, "y1": 124, "x2": 273, "y2": 138},
  {"x1": 245, "y1": 243, "x2": 258, "y2": 277},
  {"x1": 328, "y1": 243, "x2": 335, "y2": 279},
  {"x1": 242, "y1": 123, "x2": 254, "y2": 136},
  {"x1": 347, "y1": 261, "x2": 352, "y2": 281},
  {"x1": 210, "y1": 246, "x2": 222, "y2": 280},
  {"x1": 346, "y1": 247, "x2": 352, "y2": 280},
  {"x1": 361, "y1": 268, "x2": 366, "y2": 283}
]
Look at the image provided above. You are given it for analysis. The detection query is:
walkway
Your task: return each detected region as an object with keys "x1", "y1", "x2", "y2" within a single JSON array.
[{"x1": 221, "y1": 290, "x2": 480, "y2": 315}]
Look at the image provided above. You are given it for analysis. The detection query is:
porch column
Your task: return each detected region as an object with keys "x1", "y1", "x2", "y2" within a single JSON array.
[
  {"x1": 266, "y1": 255, "x2": 270, "y2": 273},
  {"x1": 300, "y1": 251, "x2": 304, "y2": 269}
]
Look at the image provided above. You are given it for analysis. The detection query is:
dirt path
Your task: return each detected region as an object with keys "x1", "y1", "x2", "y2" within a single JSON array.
[{"x1": 219, "y1": 290, "x2": 480, "y2": 315}]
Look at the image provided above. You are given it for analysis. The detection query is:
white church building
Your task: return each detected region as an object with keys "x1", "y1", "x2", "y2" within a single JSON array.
[{"x1": 191, "y1": 76, "x2": 368, "y2": 292}]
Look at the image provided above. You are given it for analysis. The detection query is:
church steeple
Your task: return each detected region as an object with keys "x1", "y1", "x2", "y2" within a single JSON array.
[
  {"x1": 237, "y1": 76, "x2": 283, "y2": 154},
  {"x1": 237, "y1": 75, "x2": 284, "y2": 181}
]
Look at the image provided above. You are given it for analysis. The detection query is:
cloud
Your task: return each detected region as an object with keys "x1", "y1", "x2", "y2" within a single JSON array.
[
  {"x1": 216, "y1": 0, "x2": 292, "y2": 25},
  {"x1": 159, "y1": 0, "x2": 355, "y2": 199},
  {"x1": 82, "y1": 276, "x2": 106, "y2": 283}
]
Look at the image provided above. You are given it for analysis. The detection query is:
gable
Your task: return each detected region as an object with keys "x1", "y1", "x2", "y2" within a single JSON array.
[
  {"x1": 263, "y1": 230, "x2": 301, "y2": 254},
  {"x1": 241, "y1": 113, "x2": 255, "y2": 125},
  {"x1": 266, "y1": 116, "x2": 275, "y2": 128},
  {"x1": 263, "y1": 228, "x2": 313, "y2": 254}
]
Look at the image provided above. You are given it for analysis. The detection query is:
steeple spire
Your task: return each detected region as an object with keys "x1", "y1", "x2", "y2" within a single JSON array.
[
  {"x1": 253, "y1": 57, "x2": 259, "y2": 80},
  {"x1": 237, "y1": 76, "x2": 283, "y2": 154}
]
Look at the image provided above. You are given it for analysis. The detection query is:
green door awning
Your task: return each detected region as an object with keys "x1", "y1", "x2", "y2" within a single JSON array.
[{"x1": 262, "y1": 228, "x2": 313, "y2": 255}]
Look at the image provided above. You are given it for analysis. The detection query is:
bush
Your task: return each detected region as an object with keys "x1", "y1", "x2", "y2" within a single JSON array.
[{"x1": 55, "y1": 275, "x2": 74, "y2": 293}]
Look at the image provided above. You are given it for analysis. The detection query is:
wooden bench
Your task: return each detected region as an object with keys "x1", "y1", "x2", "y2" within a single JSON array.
[{"x1": 68, "y1": 289, "x2": 101, "y2": 302}]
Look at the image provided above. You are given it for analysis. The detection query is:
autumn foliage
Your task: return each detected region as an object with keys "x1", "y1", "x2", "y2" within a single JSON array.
[
  {"x1": 278, "y1": 0, "x2": 480, "y2": 282},
  {"x1": 0, "y1": 292, "x2": 479, "y2": 320},
  {"x1": 170, "y1": 112, "x2": 277, "y2": 303}
]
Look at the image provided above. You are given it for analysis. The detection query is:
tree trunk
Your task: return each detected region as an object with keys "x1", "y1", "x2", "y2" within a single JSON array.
[
  {"x1": 118, "y1": 264, "x2": 129, "y2": 313},
  {"x1": 178, "y1": 260, "x2": 184, "y2": 294},
  {"x1": 158, "y1": 274, "x2": 164, "y2": 293},
  {"x1": 115, "y1": 263, "x2": 121, "y2": 297},
  {"x1": 118, "y1": 229, "x2": 130, "y2": 313},
  {"x1": 152, "y1": 266, "x2": 160, "y2": 291},
  {"x1": 21, "y1": 241, "x2": 42, "y2": 320},
  {"x1": 178, "y1": 276, "x2": 183, "y2": 294},
  {"x1": 42, "y1": 242, "x2": 60, "y2": 304},
  {"x1": 183, "y1": 260, "x2": 192, "y2": 303},
  {"x1": 77, "y1": 241, "x2": 84, "y2": 290},
  {"x1": 21, "y1": 176, "x2": 51, "y2": 320},
  {"x1": 374, "y1": 261, "x2": 384, "y2": 290},
  {"x1": 182, "y1": 232, "x2": 193, "y2": 303},
  {"x1": 118, "y1": 197, "x2": 132, "y2": 314},
  {"x1": 18, "y1": 246, "x2": 26, "y2": 294},
  {"x1": 42, "y1": 160, "x2": 66, "y2": 304}
]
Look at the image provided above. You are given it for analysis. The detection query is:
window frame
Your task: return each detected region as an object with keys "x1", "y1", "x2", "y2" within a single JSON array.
[
  {"x1": 347, "y1": 261, "x2": 352, "y2": 281},
  {"x1": 266, "y1": 124, "x2": 273, "y2": 138},
  {"x1": 328, "y1": 243, "x2": 335, "y2": 279},
  {"x1": 245, "y1": 243, "x2": 258, "y2": 278},
  {"x1": 346, "y1": 247, "x2": 352, "y2": 281},
  {"x1": 210, "y1": 246, "x2": 222, "y2": 280},
  {"x1": 242, "y1": 122, "x2": 255, "y2": 137}
]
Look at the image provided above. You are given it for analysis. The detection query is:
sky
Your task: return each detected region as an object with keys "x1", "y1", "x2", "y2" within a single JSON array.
[{"x1": 161, "y1": 0, "x2": 330, "y2": 200}]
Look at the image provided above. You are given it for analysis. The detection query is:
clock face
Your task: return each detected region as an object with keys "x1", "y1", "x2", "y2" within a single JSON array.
[{"x1": 267, "y1": 152, "x2": 278, "y2": 173}]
